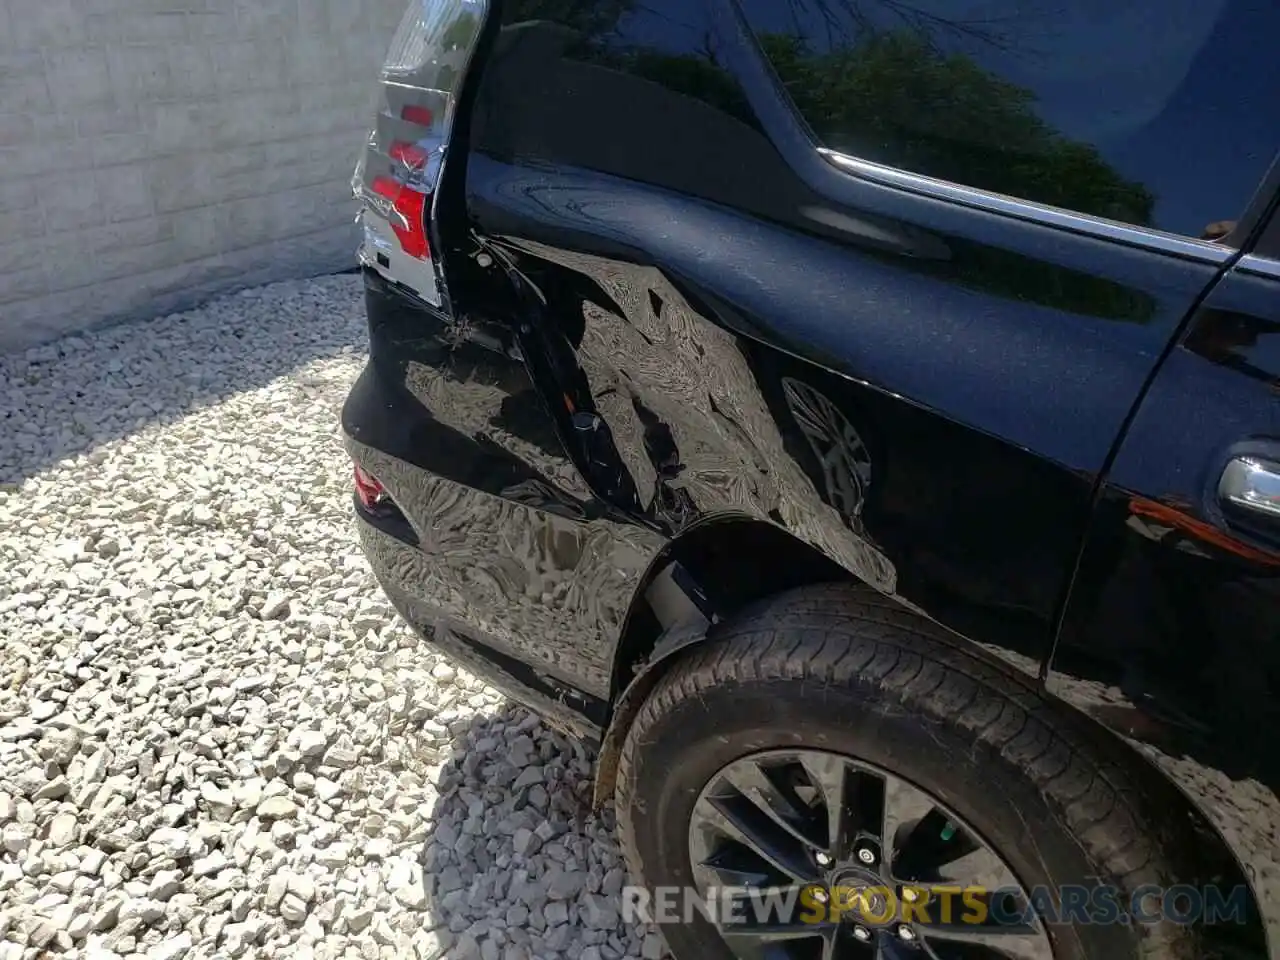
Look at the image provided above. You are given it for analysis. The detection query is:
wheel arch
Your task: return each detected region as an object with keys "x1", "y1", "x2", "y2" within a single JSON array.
[
  {"x1": 594, "y1": 525, "x2": 1268, "y2": 957},
  {"x1": 595, "y1": 515, "x2": 850, "y2": 806}
]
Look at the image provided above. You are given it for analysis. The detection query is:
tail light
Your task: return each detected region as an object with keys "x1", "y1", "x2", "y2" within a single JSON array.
[
  {"x1": 353, "y1": 0, "x2": 489, "y2": 307},
  {"x1": 353, "y1": 465, "x2": 388, "y2": 509},
  {"x1": 372, "y1": 176, "x2": 430, "y2": 258}
]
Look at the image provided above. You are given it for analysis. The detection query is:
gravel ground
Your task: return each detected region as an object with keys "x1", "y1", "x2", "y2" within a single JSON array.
[{"x1": 0, "y1": 276, "x2": 665, "y2": 960}]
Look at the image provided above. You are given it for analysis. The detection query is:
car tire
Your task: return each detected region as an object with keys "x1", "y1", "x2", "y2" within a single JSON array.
[{"x1": 615, "y1": 584, "x2": 1195, "y2": 960}]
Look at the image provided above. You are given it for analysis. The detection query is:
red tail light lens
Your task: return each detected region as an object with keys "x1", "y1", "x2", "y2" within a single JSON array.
[
  {"x1": 353, "y1": 465, "x2": 387, "y2": 509},
  {"x1": 388, "y1": 141, "x2": 429, "y2": 169},
  {"x1": 401, "y1": 104, "x2": 434, "y2": 127},
  {"x1": 371, "y1": 177, "x2": 430, "y2": 259}
]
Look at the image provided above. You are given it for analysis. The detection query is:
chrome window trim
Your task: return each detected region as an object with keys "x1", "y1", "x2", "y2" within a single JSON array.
[
  {"x1": 1237, "y1": 253, "x2": 1280, "y2": 281},
  {"x1": 818, "y1": 148, "x2": 1234, "y2": 265}
]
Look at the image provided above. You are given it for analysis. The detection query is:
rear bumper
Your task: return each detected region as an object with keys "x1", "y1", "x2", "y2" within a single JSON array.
[
  {"x1": 349, "y1": 499, "x2": 604, "y2": 744},
  {"x1": 342, "y1": 359, "x2": 613, "y2": 743},
  {"x1": 339, "y1": 272, "x2": 658, "y2": 742}
]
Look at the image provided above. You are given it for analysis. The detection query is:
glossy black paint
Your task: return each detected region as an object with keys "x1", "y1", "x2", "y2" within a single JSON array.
[
  {"x1": 341, "y1": 0, "x2": 1279, "y2": 955},
  {"x1": 1052, "y1": 259, "x2": 1280, "y2": 956},
  {"x1": 343, "y1": 268, "x2": 663, "y2": 739},
  {"x1": 458, "y1": 155, "x2": 1209, "y2": 669}
]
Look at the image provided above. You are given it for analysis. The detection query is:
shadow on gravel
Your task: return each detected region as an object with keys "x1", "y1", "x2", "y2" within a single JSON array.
[
  {"x1": 0, "y1": 274, "x2": 367, "y2": 486},
  {"x1": 419, "y1": 705, "x2": 665, "y2": 960}
]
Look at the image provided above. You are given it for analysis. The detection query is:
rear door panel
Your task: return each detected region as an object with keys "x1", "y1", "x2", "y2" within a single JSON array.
[{"x1": 1052, "y1": 246, "x2": 1280, "y2": 955}]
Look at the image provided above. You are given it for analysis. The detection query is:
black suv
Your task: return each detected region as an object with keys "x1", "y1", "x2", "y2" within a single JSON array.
[{"x1": 342, "y1": 1, "x2": 1280, "y2": 957}]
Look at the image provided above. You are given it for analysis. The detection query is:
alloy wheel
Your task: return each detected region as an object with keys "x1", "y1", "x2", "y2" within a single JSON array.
[{"x1": 687, "y1": 749, "x2": 1056, "y2": 960}]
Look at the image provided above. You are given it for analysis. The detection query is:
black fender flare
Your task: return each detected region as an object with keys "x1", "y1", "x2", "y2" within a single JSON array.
[{"x1": 593, "y1": 618, "x2": 709, "y2": 808}]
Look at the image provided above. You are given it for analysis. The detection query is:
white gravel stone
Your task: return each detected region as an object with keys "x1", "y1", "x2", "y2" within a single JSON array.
[
  {"x1": 149, "y1": 931, "x2": 193, "y2": 960},
  {"x1": 0, "y1": 862, "x2": 23, "y2": 889},
  {"x1": 0, "y1": 277, "x2": 666, "y2": 960},
  {"x1": 263, "y1": 875, "x2": 288, "y2": 911},
  {"x1": 47, "y1": 812, "x2": 77, "y2": 845},
  {"x1": 67, "y1": 912, "x2": 92, "y2": 940},
  {"x1": 279, "y1": 893, "x2": 309, "y2": 923},
  {"x1": 296, "y1": 730, "x2": 329, "y2": 759},
  {"x1": 392, "y1": 883, "x2": 428, "y2": 911},
  {"x1": 256, "y1": 796, "x2": 299, "y2": 820},
  {"x1": 191, "y1": 851, "x2": 229, "y2": 877},
  {"x1": 512, "y1": 827, "x2": 542, "y2": 857},
  {"x1": 260, "y1": 593, "x2": 291, "y2": 621},
  {"x1": 119, "y1": 898, "x2": 166, "y2": 924},
  {"x1": 148, "y1": 869, "x2": 183, "y2": 901}
]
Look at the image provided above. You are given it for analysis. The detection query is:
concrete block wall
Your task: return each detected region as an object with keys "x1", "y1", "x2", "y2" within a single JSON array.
[{"x1": 0, "y1": 0, "x2": 409, "y2": 352}]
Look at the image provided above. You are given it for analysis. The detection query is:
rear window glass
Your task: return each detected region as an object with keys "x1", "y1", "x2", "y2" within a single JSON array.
[{"x1": 737, "y1": 0, "x2": 1279, "y2": 240}]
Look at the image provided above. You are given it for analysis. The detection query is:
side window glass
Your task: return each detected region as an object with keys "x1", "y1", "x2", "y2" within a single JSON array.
[
  {"x1": 479, "y1": 1, "x2": 804, "y2": 221},
  {"x1": 737, "y1": 0, "x2": 1279, "y2": 239},
  {"x1": 495, "y1": 0, "x2": 753, "y2": 128}
]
